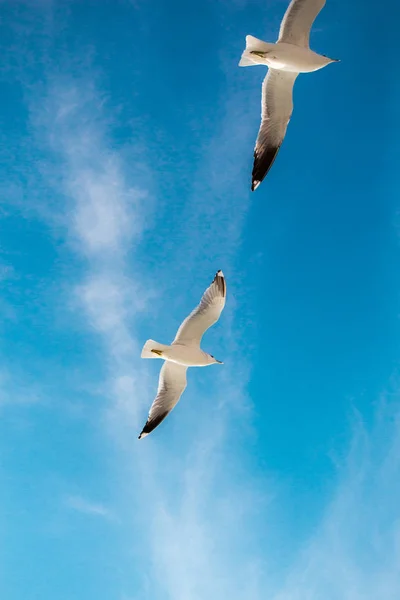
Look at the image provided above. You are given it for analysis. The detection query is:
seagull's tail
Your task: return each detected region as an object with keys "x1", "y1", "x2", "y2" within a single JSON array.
[
  {"x1": 141, "y1": 339, "x2": 168, "y2": 359},
  {"x1": 239, "y1": 35, "x2": 274, "y2": 67}
]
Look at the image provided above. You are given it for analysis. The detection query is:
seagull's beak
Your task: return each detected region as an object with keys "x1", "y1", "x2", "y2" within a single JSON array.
[{"x1": 215, "y1": 359, "x2": 223, "y2": 364}]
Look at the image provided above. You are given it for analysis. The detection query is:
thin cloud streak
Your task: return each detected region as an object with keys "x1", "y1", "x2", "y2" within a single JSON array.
[
  {"x1": 272, "y1": 395, "x2": 400, "y2": 600},
  {"x1": 64, "y1": 494, "x2": 114, "y2": 520}
]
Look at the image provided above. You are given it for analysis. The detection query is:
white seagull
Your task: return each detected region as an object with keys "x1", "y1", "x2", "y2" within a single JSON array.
[
  {"x1": 138, "y1": 270, "x2": 226, "y2": 439},
  {"x1": 239, "y1": 0, "x2": 339, "y2": 191}
]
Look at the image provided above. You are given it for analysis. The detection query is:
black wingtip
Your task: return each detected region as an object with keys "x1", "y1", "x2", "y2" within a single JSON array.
[
  {"x1": 138, "y1": 422, "x2": 150, "y2": 440},
  {"x1": 252, "y1": 144, "x2": 281, "y2": 191},
  {"x1": 138, "y1": 412, "x2": 169, "y2": 440},
  {"x1": 213, "y1": 269, "x2": 226, "y2": 297}
]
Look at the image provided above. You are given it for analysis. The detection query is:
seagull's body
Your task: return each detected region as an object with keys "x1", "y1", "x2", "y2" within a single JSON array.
[
  {"x1": 138, "y1": 270, "x2": 226, "y2": 439},
  {"x1": 248, "y1": 41, "x2": 332, "y2": 73},
  {"x1": 151, "y1": 343, "x2": 217, "y2": 367},
  {"x1": 239, "y1": 0, "x2": 339, "y2": 191}
]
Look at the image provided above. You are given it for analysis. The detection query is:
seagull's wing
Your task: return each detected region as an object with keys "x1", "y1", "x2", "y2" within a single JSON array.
[
  {"x1": 138, "y1": 361, "x2": 188, "y2": 439},
  {"x1": 173, "y1": 270, "x2": 226, "y2": 345},
  {"x1": 252, "y1": 69, "x2": 298, "y2": 191},
  {"x1": 278, "y1": 0, "x2": 326, "y2": 48}
]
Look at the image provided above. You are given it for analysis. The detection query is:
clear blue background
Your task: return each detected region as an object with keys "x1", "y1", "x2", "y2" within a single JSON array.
[{"x1": 1, "y1": 1, "x2": 399, "y2": 598}]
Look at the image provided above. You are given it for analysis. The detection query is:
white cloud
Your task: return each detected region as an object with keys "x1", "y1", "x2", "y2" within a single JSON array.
[{"x1": 41, "y1": 82, "x2": 148, "y2": 260}]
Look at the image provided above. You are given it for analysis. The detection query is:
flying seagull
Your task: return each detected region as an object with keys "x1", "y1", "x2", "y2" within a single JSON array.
[
  {"x1": 138, "y1": 270, "x2": 226, "y2": 439},
  {"x1": 239, "y1": 0, "x2": 339, "y2": 191}
]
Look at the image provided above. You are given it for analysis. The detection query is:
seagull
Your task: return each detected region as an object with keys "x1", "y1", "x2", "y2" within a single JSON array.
[
  {"x1": 138, "y1": 270, "x2": 226, "y2": 439},
  {"x1": 239, "y1": 0, "x2": 339, "y2": 191}
]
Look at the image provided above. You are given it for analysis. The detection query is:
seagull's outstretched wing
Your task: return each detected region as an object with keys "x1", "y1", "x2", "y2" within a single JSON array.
[
  {"x1": 173, "y1": 270, "x2": 226, "y2": 345},
  {"x1": 138, "y1": 361, "x2": 187, "y2": 439},
  {"x1": 278, "y1": 0, "x2": 326, "y2": 48},
  {"x1": 252, "y1": 69, "x2": 298, "y2": 191}
]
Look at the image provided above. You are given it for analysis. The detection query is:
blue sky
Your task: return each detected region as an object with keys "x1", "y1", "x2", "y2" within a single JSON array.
[{"x1": 0, "y1": 0, "x2": 399, "y2": 598}]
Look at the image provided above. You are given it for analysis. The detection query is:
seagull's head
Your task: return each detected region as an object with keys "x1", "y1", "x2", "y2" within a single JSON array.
[{"x1": 209, "y1": 354, "x2": 223, "y2": 365}]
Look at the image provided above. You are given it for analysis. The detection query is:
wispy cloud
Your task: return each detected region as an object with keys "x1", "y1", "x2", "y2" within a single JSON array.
[
  {"x1": 34, "y1": 78, "x2": 154, "y2": 431},
  {"x1": 41, "y1": 82, "x2": 148, "y2": 257},
  {"x1": 272, "y1": 395, "x2": 400, "y2": 600},
  {"x1": 140, "y1": 390, "x2": 400, "y2": 600},
  {"x1": 64, "y1": 494, "x2": 114, "y2": 520}
]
